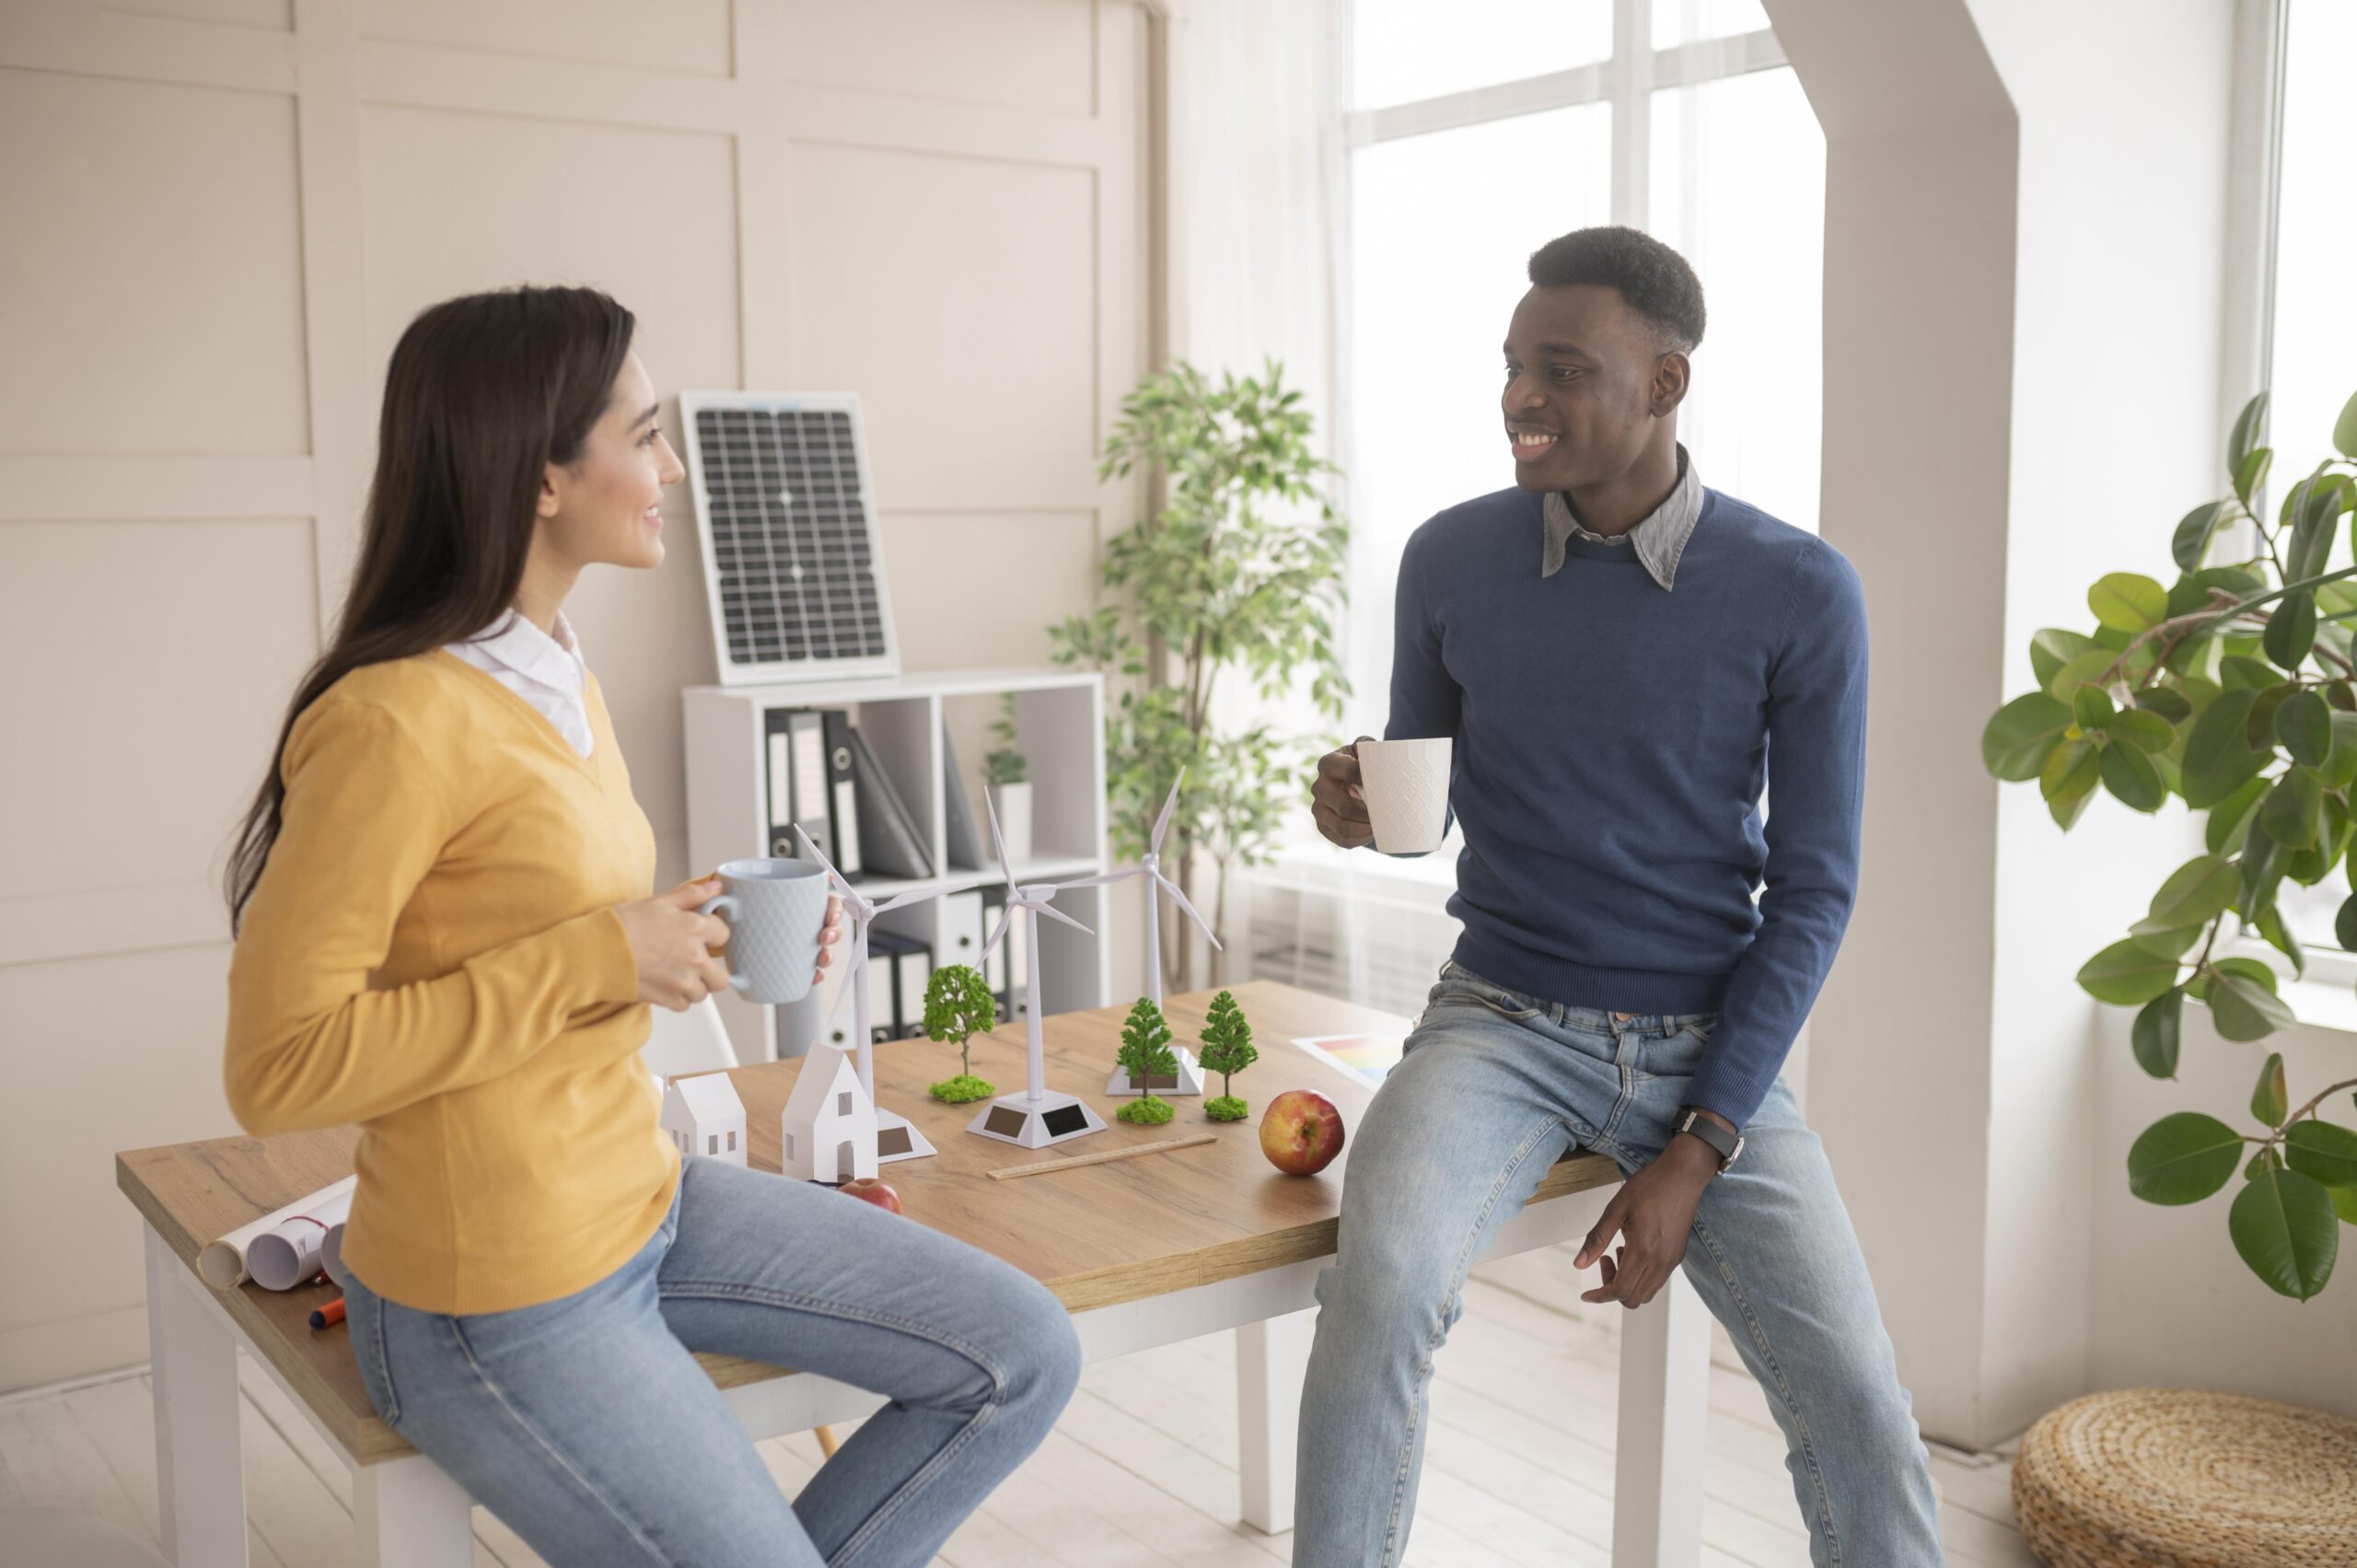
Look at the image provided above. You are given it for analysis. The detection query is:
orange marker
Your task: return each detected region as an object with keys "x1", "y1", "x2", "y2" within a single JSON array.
[{"x1": 308, "y1": 1296, "x2": 346, "y2": 1330}]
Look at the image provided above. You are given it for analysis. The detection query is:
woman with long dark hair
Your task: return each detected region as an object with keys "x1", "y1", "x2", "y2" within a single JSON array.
[{"x1": 222, "y1": 285, "x2": 1079, "y2": 1565}]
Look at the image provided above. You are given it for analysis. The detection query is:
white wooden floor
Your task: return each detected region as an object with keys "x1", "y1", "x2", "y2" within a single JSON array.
[{"x1": 0, "y1": 1263, "x2": 2037, "y2": 1567}]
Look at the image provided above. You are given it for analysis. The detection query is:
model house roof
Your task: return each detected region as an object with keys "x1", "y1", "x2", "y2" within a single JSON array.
[
  {"x1": 782, "y1": 1044, "x2": 870, "y2": 1124},
  {"x1": 664, "y1": 1074, "x2": 745, "y2": 1122}
]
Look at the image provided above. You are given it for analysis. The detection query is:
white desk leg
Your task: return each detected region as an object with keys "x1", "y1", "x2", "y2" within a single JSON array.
[
  {"x1": 1236, "y1": 1307, "x2": 1314, "y2": 1535},
  {"x1": 355, "y1": 1452, "x2": 475, "y2": 1568},
  {"x1": 1612, "y1": 1269, "x2": 1711, "y2": 1568},
  {"x1": 145, "y1": 1225, "x2": 249, "y2": 1567}
]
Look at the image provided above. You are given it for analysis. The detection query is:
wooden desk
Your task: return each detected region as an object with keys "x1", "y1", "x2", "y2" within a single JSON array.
[{"x1": 120, "y1": 980, "x2": 1713, "y2": 1567}]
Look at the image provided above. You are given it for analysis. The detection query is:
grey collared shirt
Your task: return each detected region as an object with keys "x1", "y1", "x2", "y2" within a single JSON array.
[{"x1": 1540, "y1": 446, "x2": 1703, "y2": 590}]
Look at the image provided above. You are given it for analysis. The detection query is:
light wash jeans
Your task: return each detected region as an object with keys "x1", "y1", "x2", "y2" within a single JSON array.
[
  {"x1": 1295, "y1": 959, "x2": 1942, "y2": 1567},
  {"x1": 342, "y1": 1154, "x2": 1081, "y2": 1566}
]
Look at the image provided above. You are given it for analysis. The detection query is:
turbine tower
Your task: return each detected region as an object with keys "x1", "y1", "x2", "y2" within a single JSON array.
[
  {"x1": 792, "y1": 824, "x2": 947, "y2": 1163},
  {"x1": 966, "y1": 794, "x2": 1109, "y2": 1148}
]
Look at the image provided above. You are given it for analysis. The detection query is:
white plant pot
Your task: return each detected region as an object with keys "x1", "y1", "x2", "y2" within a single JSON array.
[{"x1": 992, "y1": 781, "x2": 1034, "y2": 865}]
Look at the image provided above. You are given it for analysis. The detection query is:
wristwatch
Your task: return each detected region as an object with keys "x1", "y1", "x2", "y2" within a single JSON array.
[{"x1": 1675, "y1": 1107, "x2": 1744, "y2": 1173}]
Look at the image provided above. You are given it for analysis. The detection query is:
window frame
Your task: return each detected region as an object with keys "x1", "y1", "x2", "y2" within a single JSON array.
[
  {"x1": 2216, "y1": 0, "x2": 2357, "y2": 985},
  {"x1": 1342, "y1": 0, "x2": 1789, "y2": 232}
]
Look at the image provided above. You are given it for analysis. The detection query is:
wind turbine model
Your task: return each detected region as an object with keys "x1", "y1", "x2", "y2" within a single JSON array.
[
  {"x1": 793, "y1": 824, "x2": 946, "y2": 1163},
  {"x1": 1058, "y1": 770, "x2": 1223, "y2": 1097},
  {"x1": 968, "y1": 794, "x2": 1109, "y2": 1149}
]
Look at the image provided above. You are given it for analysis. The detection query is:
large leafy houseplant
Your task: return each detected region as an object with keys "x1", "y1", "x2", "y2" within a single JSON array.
[
  {"x1": 1052, "y1": 361, "x2": 1350, "y2": 987},
  {"x1": 1980, "y1": 388, "x2": 2357, "y2": 1300}
]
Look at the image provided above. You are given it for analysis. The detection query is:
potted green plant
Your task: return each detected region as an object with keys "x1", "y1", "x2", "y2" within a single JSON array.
[
  {"x1": 1198, "y1": 989, "x2": 1258, "y2": 1121},
  {"x1": 1980, "y1": 387, "x2": 2357, "y2": 1300},
  {"x1": 1052, "y1": 359, "x2": 1350, "y2": 988},
  {"x1": 983, "y1": 695, "x2": 1032, "y2": 865},
  {"x1": 923, "y1": 963, "x2": 998, "y2": 1104},
  {"x1": 1114, "y1": 997, "x2": 1178, "y2": 1125}
]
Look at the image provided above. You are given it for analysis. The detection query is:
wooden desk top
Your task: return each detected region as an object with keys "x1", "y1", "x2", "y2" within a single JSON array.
[{"x1": 118, "y1": 979, "x2": 1619, "y2": 1464}]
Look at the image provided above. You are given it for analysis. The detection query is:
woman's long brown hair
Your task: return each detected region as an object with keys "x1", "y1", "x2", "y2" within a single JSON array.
[{"x1": 223, "y1": 285, "x2": 635, "y2": 935}]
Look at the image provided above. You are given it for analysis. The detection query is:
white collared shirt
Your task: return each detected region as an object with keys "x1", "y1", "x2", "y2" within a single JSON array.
[
  {"x1": 1539, "y1": 443, "x2": 1704, "y2": 591},
  {"x1": 442, "y1": 609, "x2": 594, "y2": 759}
]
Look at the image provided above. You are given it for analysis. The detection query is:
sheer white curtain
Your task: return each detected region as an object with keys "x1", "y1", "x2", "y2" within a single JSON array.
[{"x1": 1157, "y1": 0, "x2": 1349, "y2": 993}]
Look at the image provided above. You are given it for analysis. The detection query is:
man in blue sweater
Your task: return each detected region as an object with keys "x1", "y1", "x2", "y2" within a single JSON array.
[{"x1": 1296, "y1": 227, "x2": 1942, "y2": 1565}]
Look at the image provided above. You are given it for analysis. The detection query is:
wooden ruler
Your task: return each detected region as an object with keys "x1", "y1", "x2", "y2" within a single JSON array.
[{"x1": 985, "y1": 1132, "x2": 1220, "y2": 1181}]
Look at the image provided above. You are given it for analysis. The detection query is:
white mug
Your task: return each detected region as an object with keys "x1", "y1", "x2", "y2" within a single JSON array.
[
  {"x1": 698, "y1": 857, "x2": 830, "y2": 1004},
  {"x1": 1357, "y1": 737, "x2": 1454, "y2": 854}
]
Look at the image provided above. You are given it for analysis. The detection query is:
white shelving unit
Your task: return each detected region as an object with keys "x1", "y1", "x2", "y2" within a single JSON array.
[{"x1": 684, "y1": 667, "x2": 1110, "y2": 1064}]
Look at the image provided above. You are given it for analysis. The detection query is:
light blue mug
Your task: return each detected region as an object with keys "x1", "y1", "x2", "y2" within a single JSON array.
[{"x1": 697, "y1": 857, "x2": 830, "y2": 1005}]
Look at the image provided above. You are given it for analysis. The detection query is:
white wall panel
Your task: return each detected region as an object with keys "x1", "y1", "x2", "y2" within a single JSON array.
[
  {"x1": 781, "y1": 0, "x2": 1095, "y2": 116},
  {"x1": 0, "y1": 67, "x2": 308, "y2": 456},
  {"x1": 0, "y1": 519, "x2": 316, "y2": 902},
  {"x1": 784, "y1": 143, "x2": 1099, "y2": 511},
  {"x1": 108, "y1": 0, "x2": 290, "y2": 31},
  {"x1": 357, "y1": 0, "x2": 731, "y2": 78}
]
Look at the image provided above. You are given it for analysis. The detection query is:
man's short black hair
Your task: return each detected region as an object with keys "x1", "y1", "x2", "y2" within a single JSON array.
[{"x1": 1527, "y1": 226, "x2": 1706, "y2": 354}]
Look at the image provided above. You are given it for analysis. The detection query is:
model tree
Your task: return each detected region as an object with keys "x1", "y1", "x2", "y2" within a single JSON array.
[
  {"x1": 924, "y1": 964, "x2": 998, "y2": 1104},
  {"x1": 1198, "y1": 989, "x2": 1259, "y2": 1121},
  {"x1": 1114, "y1": 996, "x2": 1178, "y2": 1125}
]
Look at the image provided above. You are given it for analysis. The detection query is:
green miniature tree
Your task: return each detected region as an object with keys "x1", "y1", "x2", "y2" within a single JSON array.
[
  {"x1": 924, "y1": 963, "x2": 998, "y2": 1103},
  {"x1": 1114, "y1": 996, "x2": 1178, "y2": 1124},
  {"x1": 1197, "y1": 989, "x2": 1258, "y2": 1121}
]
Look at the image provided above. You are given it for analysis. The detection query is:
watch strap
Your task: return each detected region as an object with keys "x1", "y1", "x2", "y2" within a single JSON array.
[{"x1": 1676, "y1": 1107, "x2": 1743, "y2": 1171}]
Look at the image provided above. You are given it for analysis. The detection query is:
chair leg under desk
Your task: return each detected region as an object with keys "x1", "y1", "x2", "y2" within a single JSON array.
[
  {"x1": 1235, "y1": 1307, "x2": 1315, "y2": 1535},
  {"x1": 1612, "y1": 1269, "x2": 1713, "y2": 1568},
  {"x1": 144, "y1": 1225, "x2": 250, "y2": 1568},
  {"x1": 354, "y1": 1452, "x2": 474, "y2": 1568}
]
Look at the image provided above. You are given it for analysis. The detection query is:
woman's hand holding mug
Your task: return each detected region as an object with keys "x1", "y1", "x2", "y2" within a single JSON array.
[{"x1": 617, "y1": 877, "x2": 842, "y2": 1011}]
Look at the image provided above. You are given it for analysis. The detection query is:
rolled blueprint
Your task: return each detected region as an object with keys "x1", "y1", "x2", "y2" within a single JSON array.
[
  {"x1": 196, "y1": 1174, "x2": 356, "y2": 1290},
  {"x1": 245, "y1": 1185, "x2": 355, "y2": 1291},
  {"x1": 319, "y1": 1221, "x2": 348, "y2": 1289}
]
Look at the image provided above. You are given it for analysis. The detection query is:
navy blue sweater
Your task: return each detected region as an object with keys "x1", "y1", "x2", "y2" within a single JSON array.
[{"x1": 1383, "y1": 484, "x2": 1869, "y2": 1127}]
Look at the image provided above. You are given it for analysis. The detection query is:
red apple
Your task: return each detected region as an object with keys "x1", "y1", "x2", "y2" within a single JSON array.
[
  {"x1": 839, "y1": 1178, "x2": 904, "y2": 1214},
  {"x1": 1260, "y1": 1090, "x2": 1346, "y2": 1176}
]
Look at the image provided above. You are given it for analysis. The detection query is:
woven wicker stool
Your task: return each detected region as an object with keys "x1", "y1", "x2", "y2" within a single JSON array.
[{"x1": 2012, "y1": 1388, "x2": 2357, "y2": 1567}]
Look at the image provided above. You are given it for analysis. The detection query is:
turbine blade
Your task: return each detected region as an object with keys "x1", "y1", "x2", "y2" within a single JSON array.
[
  {"x1": 1033, "y1": 899, "x2": 1094, "y2": 937},
  {"x1": 1155, "y1": 871, "x2": 1224, "y2": 952},
  {"x1": 793, "y1": 823, "x2": 850, "y2": 896},
  {"x1": 872, "y1": 884, "x2": 942, "y2": 915},
  {"x1": 983, "y1": 790, "x2": 1016, "y2": 884},
  {"x1": 827, "y1": 949, "x2": 860, "y2": 1031},
  {"x1": 981, "y1": 905, "x2": 1016, "y2": 959},
  {"x1": 1051, "y1": 868, "x2": 1139, "y2": 890},
  {"x1": 1151, "y1": 768, "x2": 1187, "y2": 854}
]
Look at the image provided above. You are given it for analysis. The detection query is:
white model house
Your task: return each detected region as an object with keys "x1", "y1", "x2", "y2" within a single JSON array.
[
  {"x1": 660, "y1": 1073, "x2": 749, "y2": 1168},
  {"x1": 781, "y1": 1042, "x2": 879, "y2": 1184}
]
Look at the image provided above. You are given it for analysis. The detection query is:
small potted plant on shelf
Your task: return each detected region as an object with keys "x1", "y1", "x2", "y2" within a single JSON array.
[
  {"x1": 1114, "y1": 997, "x2": 1178, "y2": 1124},
  {"x1": 1198, "y1": 990, "x2": 1258, "y2": 1121},
  {"x1": 924, "y1": 963, "x2": 998, "y2": 1104},
  {"x1": 985, "y1": 694, "x2": 1033, "y2": 864}
]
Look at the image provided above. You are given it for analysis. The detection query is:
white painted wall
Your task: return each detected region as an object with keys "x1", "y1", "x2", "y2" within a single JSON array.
[
  {"x1": 1780, "y1": 0, "x2": 2251, "y2": 1447},
  {"x1": 1969, "y1": 0, "x2": 2236, "y2": 1444},
  {"x1": 1767, "y1": 0, "x2": 2021, "y2": 1449},
  {"x1": 0, "y1": 0, "x2": 1145, "y2": 1392}
]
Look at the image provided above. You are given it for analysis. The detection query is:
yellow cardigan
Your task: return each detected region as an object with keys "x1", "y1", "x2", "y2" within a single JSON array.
[{"x1": 226, "y1": 650, "x2": 675, "y2": 1314}]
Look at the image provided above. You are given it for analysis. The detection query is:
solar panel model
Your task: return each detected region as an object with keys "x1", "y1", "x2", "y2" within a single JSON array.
[{"x1": 679, "y1": 391, "x2": 901, "y2": 685}]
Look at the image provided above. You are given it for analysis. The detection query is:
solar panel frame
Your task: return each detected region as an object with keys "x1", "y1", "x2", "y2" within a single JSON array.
[{"x1": 679, "y1": 390, "x2": 902, "y2": 686}]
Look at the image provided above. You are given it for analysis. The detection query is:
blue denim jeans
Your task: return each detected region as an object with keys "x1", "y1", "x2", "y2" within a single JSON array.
[
  {"x1": 1294, "y1": 960, "x2": 1942, "y2": 1567},
  {"x1": 341, "y1": 1155, "x2": 1081, "y2": 1566}
]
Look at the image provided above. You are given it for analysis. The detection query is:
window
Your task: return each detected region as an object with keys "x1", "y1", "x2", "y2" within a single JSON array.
[
  {"x1": 707, "y1": 1132, "x2": 719, "y2": 1156},
  {"x1": 726, "y1": 1129, "x2": 737, "y2": 1153},
  {"x1": 1338, "y1": 0, "x2": 1823, "y2": 796},
  {"x1": 2246, "y1": 0, "x2": 2357, "y2": 970},
  {"x1": 837, "y1": 1090, "x2": 853, "y2": 1116},
  {"x1": 784, "y1": 1132, "x2": 796, "y2": 1160}
]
